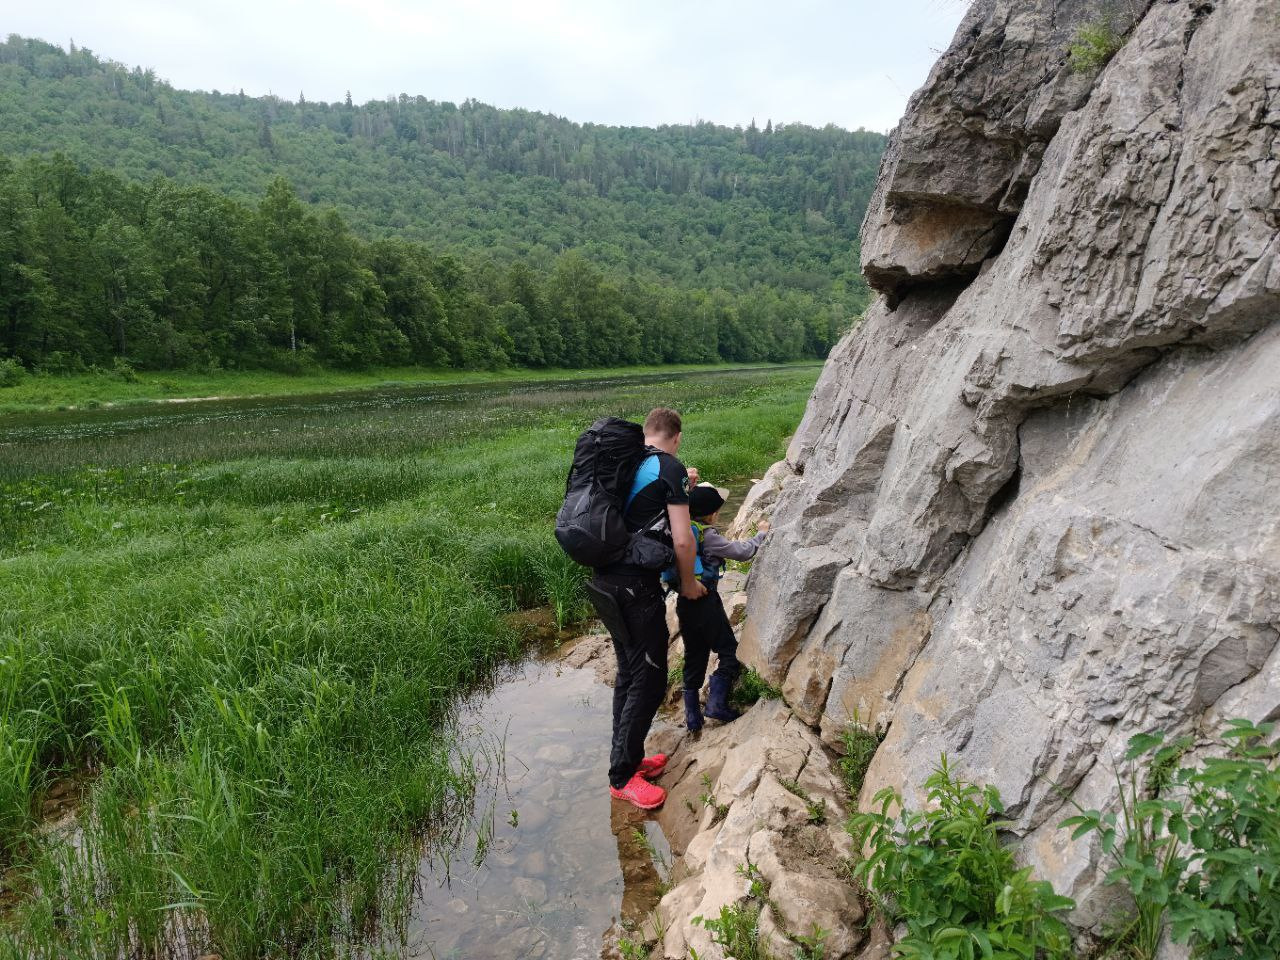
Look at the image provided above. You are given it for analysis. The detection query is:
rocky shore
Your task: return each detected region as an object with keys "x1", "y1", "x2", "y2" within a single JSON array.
[
  {"x1": 557, "y1": 486, "x2": 878, "y2": 960},
  {"x1": 602, "y1": 0, "x2": 1280, "y2": 955}
]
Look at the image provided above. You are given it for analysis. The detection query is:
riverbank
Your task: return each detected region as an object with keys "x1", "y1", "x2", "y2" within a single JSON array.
[
  {"x1": 0, "y1": 361, "x2": 821, "y2": 416},
  {"x1": 0, "y1": 367, "x2": 817, "y2": 959}
]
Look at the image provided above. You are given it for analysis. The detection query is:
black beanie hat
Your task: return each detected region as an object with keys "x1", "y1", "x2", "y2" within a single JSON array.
[{"x1": 689, "y1": 483, "x2": 726, "y2": 519}]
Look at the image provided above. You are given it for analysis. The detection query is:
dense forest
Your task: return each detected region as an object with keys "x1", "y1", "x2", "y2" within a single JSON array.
[{"x1": 0, "y1": 35, "x2": 886, "y2": 372}]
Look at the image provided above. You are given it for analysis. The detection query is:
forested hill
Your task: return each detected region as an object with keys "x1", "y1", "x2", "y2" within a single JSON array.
[{"x1": 0, "y1": 35, "x2": 886, "y2": 373}]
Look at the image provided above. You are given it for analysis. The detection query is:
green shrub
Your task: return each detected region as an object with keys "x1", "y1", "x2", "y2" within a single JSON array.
[
  {"x1": 35, "y1": 350, "x2": 83, "y2": 374},
  {"x1": 1062, "y1": 720, "x2": 1280, "y2": 960},
  {"x1": 111, "y1": 357, "x2": 140, "y2": 383},
  {"x1": 850, "y1": 756, "x2": 1075, "y2": 960},
  {"x1": 0, "y1": 358, "x2": 25, "y2": 388},
  {"x1": 1068, "y1": 16, "x2": 1122, "y2": 72}
]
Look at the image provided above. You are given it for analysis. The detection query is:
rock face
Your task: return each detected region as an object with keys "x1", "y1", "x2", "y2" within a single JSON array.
[
  {"x1": 861, "y1": 0, "x2": 1151, "y2": 299},
  {"x1": 741, "y1": 0, "x2": 1280, "y2": 933}
]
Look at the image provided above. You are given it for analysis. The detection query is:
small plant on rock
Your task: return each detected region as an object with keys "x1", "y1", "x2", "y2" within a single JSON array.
[
  {"x1": 849, "y1": 755, "x2": 1075, "y2": 959},
  {"x1": 1066, "y1": 1, "x2": 1144, "y2": 74},
  {"x1": 781, "y1": 779, "x2": 827, "y2": 825},
  {"x1": 668, "y1": 655, "x2": 685, "y2": 690},
  {"x1": 693, "y1": 862, "x2": 772, "y2": 960},
  {"x1": 838, "y1": 718, "x2": 884, "y2": 800},
  {"x1": 731, "y1": 669, "x2": 782, "y2": 711},
  {"x1": 699, "y1": 773, "x2": 730, "y2": 824},
  {"x1": 1061, "y1": 720, "x2": 1280, "y2": 960},
  {"x1": 1068, "y1": 17, "x2": 1122, "y2": 72},
  {"x1": 616, "y1": 931, "x2": 648, "y2": 960},
  {"x1": 793, "y1": 925, "x2": 830, "y2": 960}
]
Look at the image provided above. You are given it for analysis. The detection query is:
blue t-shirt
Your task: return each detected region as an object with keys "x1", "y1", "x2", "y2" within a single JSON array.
[
  {"x1": 623, "y1": 451, "x2": 690, "y2": 532},
  {"x1": 597, "y1": 451, "x2": 690, "y2": 577}
]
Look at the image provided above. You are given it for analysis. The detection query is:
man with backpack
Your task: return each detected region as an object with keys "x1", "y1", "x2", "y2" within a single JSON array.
[{"x1": 557, "y1": 407, "x2": 704, "y2": 809}]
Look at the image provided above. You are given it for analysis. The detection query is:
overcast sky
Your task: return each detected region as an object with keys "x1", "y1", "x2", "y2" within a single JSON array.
[{"x1": 10, "y1": 1, "x2": 969, "y2": 132}]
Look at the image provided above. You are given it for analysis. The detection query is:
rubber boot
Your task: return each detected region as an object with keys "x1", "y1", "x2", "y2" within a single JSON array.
[
  {"x1": 683, "y1": 689, "x2": 704, "y2": 732},
  {"x1": 704, "y1": 675, "x2": 740, "y2": 723}
]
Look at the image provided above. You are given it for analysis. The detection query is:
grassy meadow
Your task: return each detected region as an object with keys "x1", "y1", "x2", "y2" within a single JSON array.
[
  {"x1": 0, "y1": 361, "x2": 812, "y2": 416},
  {"x1": 0, "y1": 366, "x2": 818, "y2": 959}
]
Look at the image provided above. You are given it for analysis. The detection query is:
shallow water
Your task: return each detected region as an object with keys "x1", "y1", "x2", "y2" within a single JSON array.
[{"x1": 406, "y1": 647, "x2": 672, "y2": 960}]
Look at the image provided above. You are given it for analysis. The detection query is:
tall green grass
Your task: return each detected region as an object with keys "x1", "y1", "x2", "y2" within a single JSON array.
[{"x1": 0, "y1": 367, "x2": 817, "y2": 958}]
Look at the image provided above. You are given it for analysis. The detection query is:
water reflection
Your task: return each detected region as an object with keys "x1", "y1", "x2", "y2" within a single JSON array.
[{"x1": 406, "y1": 647, "x2": 672, "y2": 960}]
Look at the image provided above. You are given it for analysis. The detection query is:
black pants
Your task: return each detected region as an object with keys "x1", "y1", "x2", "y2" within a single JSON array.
[
  {"x1": 677, "y1": 587, "x2": 740, "y2": 691},
  {"x1": 588, "y1": 572, "x2": 669, "y2": 789}
]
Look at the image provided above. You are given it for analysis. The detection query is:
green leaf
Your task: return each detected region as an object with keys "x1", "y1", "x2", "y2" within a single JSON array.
[{"x1": 1125, "y1": 731, "x2": 1166, "y2": 759}]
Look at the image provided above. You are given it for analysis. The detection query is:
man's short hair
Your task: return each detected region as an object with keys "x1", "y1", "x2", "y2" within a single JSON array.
[{"x1": 643, "y1": 407, "x2": 682, "y2": 439}]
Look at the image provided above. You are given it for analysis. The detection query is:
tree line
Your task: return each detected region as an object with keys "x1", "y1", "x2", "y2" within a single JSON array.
[
  {"x1": 0, "y1": 36, "x2": 884, "y2": 321},
  {"x1": 0, "y1": 155, "x2": 850, "y2": 372}
]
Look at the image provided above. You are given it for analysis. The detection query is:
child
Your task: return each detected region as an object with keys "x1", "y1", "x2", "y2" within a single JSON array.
[{"x1": 670, "y1": 482, "x2": 767, "y2": 731}]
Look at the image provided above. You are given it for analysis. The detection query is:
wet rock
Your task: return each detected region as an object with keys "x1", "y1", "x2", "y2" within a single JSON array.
[
  {"x1": 517, "y1": 802, "x2": 552, "y2": 833},
  {"x1": 556, "y1": 631, "x2": 618, "y2": 687},
  {"x1": 511, "y1": 875, "x2": 547, "y2": 902},
  {"x1": 557, "y1": 631, "x2": 609, "y2": 668},
  {"x1": 521, "y1": 850, "x2": 547, "y2": 876},
  {"x1": 491, "y1": 926, "x2": 547, "y2": 959}
]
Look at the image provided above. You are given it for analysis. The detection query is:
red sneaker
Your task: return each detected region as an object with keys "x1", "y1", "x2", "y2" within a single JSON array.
[
  {"x1": 609, "y1": 774, "x2": 667, "y2": 810},
  {"x1": 637, "y1": 754, "x2": 668, "y2": 779}
]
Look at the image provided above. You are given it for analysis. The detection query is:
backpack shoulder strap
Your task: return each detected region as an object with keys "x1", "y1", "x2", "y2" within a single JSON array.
[
  {"x1": 691, "y1": 520, "x2": 708, "y2": 557},
  {"x1": 625, "y1": 452, "x2": 660, "y2": 509}
]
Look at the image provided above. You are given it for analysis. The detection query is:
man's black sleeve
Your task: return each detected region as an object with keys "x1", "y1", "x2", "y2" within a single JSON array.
[{"x1": 657, "y1": 453, "x2": 690, "y2": 505}]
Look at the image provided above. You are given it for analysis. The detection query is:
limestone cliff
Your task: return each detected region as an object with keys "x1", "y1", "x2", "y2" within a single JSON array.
[{"x1": 740, "y1": 0, "x2": 1280, "y2": 930}]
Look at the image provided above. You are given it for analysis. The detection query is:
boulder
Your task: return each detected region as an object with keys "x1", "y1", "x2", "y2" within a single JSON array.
[{"x1": 651, "y1": 699, "x2": 868, "y2": 959}]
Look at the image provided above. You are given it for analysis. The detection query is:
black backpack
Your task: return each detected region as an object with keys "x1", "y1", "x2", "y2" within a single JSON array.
[{"x1": 554, "y1": 417, "x2": 648, "y2": 568}]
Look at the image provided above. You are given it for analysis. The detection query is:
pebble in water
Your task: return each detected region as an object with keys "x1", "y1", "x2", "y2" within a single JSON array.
[{"x1": 406, "y1": 650, "x2": 673, "y2": 960}]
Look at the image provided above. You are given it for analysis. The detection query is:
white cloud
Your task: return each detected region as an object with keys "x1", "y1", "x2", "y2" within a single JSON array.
[{"x1": 10, "y1": 0, "x2": 968, "y2": 131}]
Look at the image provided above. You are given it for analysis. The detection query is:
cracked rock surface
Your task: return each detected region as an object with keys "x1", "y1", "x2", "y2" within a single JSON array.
[
  {"x1": 740, "y1": 0, "x2": 1280, "y2": 937},
  {"x1": 651, "y1": 698, "x2": 876, "y2": 960}
]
